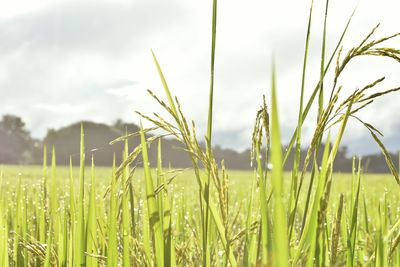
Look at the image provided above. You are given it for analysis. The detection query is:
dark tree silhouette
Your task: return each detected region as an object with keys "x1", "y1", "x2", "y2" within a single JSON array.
[
  {"x1": 0, "y1": 114, "x2": 398, "y2": 173},
  {"x1": 0, "y1": 115, "x2": 37, "y2": 164}
]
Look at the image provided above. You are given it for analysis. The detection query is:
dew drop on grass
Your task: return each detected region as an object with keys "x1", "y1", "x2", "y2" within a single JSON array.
[{"x1": 267, "y1": 163, "x2": 273, "y2": 170}]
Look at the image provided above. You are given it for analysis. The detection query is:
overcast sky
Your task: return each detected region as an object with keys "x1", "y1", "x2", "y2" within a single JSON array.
[{"x1": 1, "y1": 0, "x2": 399, "y2": 155}]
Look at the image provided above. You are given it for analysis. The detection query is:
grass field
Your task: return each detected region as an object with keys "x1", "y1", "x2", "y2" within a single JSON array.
[
  {"x1": 0, "y1": 165, "x2": 398, "y2": 203},
  {"x1": 2, "y1": 0, "x2": 400, "y2": 266},
  {"x1": 1, "y1": 163, "x2": 399, "y2": 266}
]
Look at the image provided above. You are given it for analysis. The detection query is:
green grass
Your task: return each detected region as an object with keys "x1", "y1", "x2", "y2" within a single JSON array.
[
  {"x1": 1, "y1": 165, "x2": 398, "y2": 208},
  {"x1": 1, "y1": 0, "x2": 400, "y2": 266},
  {"x1": 0, "y1": 164, "x2": 399, "y2": 266}
]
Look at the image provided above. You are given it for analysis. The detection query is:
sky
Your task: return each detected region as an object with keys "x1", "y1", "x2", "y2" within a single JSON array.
[{"x1": 0, "y1": 0, "x2": 399, "y2": 155}]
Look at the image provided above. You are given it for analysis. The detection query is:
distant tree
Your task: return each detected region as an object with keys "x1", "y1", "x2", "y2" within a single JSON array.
[
  {"x1": 113, "y1": 119, "x2": 125, "y2": 130},
  {"x1": 0, "y1": 115, "x2": 28, "y2": 135},
  {"x1": 0, "y1": 114, "x2": 36, "y2": 163},
  {"x1": 0, "y1": 114, "x2": 396, "y2": 172},
  {"x1": 43, "y1": 121, "x2": 124, "y2": 166},
  {"x1": 42, "y1": 120, "x2": 191, "y2": 167},
  {"x1": 113, "y1": 119, "x2": 140, "y2": 133}
]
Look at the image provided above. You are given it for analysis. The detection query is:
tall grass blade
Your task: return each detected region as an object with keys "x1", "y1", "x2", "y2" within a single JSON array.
[
  {"x1": 107, "y1": 155, "x2": 118, "y2": 267},
  {"x1": 270, "y1": 63, "x2": 289, "y2": 267},
  {"x1": 156, "y1": 140, "x2": 176, "y2": 266},
  {"x1": 122, "y1": 138, "x2": 131, "y2": 266},
  {"x1": 140, "y1": 124, "x2": 164, "y2": 267},
  {"x1": 86, "y1": 155, "x2": 98, "y2": 267},
  {"x1": 255, "y1": 141, "x2": 269, "y2": 265},
  {"x1": 291, "y1": 0, "x2": 314, "y2": 210},
  {"x1": 283, "y1": 8, "x2": 356, "y2": 166},
  {"x1": 44, "y1": 223, "x2": 53, "y2": 267},
  {"x1": 318, "y1": 0, "x2": 329, "y2": 118},
  {"x1": 346, "y1": 158, "x2": 361, "y2": 267},
  {"x1": 204, "y1": 1, "x2": 218, "y2": 265},
  {"x1": 75, "y1": 123, "x2": 86, "y2": 267},
  {"x1": 0, "y1": 194, "x2": 9, "y2": 267}
]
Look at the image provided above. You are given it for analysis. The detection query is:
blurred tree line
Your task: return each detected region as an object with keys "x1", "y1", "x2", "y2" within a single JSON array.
[{"x1": 0, "y1": 114, "x2": 398, "y2": 173}]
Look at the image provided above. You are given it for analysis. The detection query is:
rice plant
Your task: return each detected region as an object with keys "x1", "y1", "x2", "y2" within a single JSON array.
[{"x1": 0, "y1": 0, "x2": 400, "y2": 266}]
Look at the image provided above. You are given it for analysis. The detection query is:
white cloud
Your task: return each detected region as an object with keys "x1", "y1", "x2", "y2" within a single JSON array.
[{"x1": 33, "y1": 103, "x2": 87, "y2": 113}]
